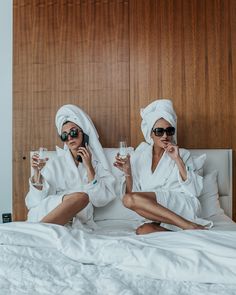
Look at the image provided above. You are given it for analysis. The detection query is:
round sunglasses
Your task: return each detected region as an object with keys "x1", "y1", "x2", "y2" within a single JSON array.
[
  {"x1": 152, "y1": 126, "x2": 175, "y2": 137},
  {"x1": 60, "y1": 128, "x2": 82, "y2": 142}
]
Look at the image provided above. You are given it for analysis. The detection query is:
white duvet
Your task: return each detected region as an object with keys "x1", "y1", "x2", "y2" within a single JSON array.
[{"x1": 0, "y1": 221, "x2": 236, "y2": 290}]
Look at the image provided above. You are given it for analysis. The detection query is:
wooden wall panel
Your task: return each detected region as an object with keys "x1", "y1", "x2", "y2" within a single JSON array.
[
  {"x1": 13, "y1": 0, "x2": 129, "y2": 221},
  {"x1": 13, "y1": 0, "x2": 236, "y2": 221},
  {"x1": 129, "y1": 0, "x2": 236, "y2": 219}
]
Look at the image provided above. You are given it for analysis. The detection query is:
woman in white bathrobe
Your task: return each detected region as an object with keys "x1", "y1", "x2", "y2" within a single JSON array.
[
  {"x1": 26, "y1": 104, "x2": 116, "y2": 227},
  {"x1": 114, "y1": 99, "x2": 212, "y2": 234}
]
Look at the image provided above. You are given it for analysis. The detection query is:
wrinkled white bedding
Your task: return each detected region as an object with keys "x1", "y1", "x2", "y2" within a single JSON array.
[{"x1": 0, "y1": 217, "x2": 236, "y2": 294}]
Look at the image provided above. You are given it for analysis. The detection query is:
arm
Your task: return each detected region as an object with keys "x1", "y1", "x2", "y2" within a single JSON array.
[
  {"x1": 77, "y1": 145, "x2": 95, "y2": 182},
  {"x1": 25, "y1": 154, "x2": 55, "y2": 210},
  {"x1": 166, "y1": 144, "x2": 204, "y2": 197},
  {"x1": 177, "y1": 154, "x2": 204, "y2": 197},
  {"x1": 85, "y1": 163, "x2": 117, "y2": 207},
  {"x1": 31, "y1": 152, "x2": 46, "y2": 190},
  {"x1": 25, "y1": 178, "x2": 51, "y2": 210},
  {"x1": 174, "y1": 156, "x2": 187, "y2": 181},
  {"x1": 113, "y1": 154, "x2": 133, "y2": 193},
  {"x1": 165, "y1": 143, "x2": 187, "y2": 181}
]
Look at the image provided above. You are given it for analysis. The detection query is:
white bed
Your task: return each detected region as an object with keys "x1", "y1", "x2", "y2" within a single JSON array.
[{"x1": 0, "y1": 148, "x2": 235, "y2": 294}]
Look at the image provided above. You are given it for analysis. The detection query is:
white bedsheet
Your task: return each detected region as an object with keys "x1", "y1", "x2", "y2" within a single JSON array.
[{"x1": 0, "y1": 215, "x2": 236, "y2": 294}]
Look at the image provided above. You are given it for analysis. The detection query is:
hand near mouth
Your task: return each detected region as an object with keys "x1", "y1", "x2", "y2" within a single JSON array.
[
  {"x1": 161, "y1": 139, "x2": 170, "y2": 149},
  {"x1": 164, "y1": 142, "x2": 179, "y2": 160}
]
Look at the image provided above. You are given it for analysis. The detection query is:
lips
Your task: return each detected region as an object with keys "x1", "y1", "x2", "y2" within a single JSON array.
[{"x1": 69, "y1": 141, "x2": 76, "y2": 145}]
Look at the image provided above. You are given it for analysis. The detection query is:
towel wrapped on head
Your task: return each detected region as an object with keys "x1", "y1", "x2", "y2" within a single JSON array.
[
  {"x1": 55, "y1": 104, "x2": 110, "y2": 171},
  {"x1": 140, "y1": 99, "x2": 177, "y2": 144}
]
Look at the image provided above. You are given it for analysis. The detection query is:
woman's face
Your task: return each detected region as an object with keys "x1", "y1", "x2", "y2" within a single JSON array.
[
  {"x1": 61, "y1": 122, "x2": 83, "y2": 151},
  {"x1": 151, "y1": 118, "x2": 174, "y2": 149}
]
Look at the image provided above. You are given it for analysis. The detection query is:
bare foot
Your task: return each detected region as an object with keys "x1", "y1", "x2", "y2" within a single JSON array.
[
  {"x1": 136, "y1": 222, "x2": 171, "y2": 235},
  {"x1": 183, "y1": 222, "x2": 208, "y2": 230}
]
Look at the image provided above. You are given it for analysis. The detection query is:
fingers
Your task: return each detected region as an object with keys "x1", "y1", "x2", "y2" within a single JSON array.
[
  {"x1": 165, "y1": 143, "x2": 177, "y2": 152},
  {"x1": 77, "y1": 146, "x2": 92, "y2": 164},
  {"x1": 113, "y1": 161, "x2": 125, "y2": 172},
  {"x1": 32, "y1": 153, "x2": 39, "y2": 170},
  {"x1": 113, "y1": 153, "x2": 131, "y2": 174},
  {"x1": 85, "y1": 143, "x2": 92, "y2": 156},
  {"x1": 78, "y1": 146, "x2": 90, "y2": 156},
  {"x1": 115, "y1": 153, "x2": 130, "y2": 162},
  {"x1": 32, "y1": 153, "x2": 48, "y2": 170},
  {"x1": 165, "y1": 145, "x2": 174, "y2": 153}
]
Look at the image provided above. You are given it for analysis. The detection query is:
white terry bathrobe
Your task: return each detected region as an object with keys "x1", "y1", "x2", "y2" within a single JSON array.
[
  {"x1": 25, "y1": 104, "x2": 116, "y2": 228},
  {"x1": 131, "y1": 99, "x2": 213, "y2": 231}
]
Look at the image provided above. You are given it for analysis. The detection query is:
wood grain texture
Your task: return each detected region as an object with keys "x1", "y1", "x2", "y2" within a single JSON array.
[
  {"x1": 129, "y1": 0, "x2": 236, "y2": 219},
  {"x1": 13, "y1": 0, "x2": 236, "y2": 221},
  {"x1": 13, "y1": 0, "x2": 129, "y2": 221}
]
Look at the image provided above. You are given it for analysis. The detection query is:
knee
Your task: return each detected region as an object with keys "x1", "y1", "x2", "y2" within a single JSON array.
[
  {"x1": 122, "y1": 193, "x2": 136, "y2": 209},
  {"x1": 64, "y1": 192, "x2": 89, "y2": 206},
  {"x1": 78, "y1": 192, "x2": 89, "y2": 205}
]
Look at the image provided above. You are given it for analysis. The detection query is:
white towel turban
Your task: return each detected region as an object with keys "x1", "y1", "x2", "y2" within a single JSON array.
[
  {"x1": 55, "y1": 104, "x2": 110, "y2": 171},
  {"x1": 140, "y1": 99, "x2": 177, "y2": 144}
]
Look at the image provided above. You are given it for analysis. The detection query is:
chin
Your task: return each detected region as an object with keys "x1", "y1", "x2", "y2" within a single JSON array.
[{"x1": 69, "y1": 144, "x2": 79, "y2": 150}]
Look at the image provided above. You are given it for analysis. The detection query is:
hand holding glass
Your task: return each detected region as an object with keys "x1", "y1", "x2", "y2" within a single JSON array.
[
  {"x1": 117, "y1": 141, "x2": 130, "y2": 176},
  {"x1": 32, "y1": 147, "x2": 48, "y2": 186}
]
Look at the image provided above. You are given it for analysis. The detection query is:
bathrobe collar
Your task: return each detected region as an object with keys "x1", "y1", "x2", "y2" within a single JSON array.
[{"x1": 137, "y1": 143, "x2": 175, "y2": 188}]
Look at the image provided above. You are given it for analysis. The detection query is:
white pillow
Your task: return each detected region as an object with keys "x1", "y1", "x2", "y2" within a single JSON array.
[
  {"x1": 198, "y1": 170, "x2": 224, "y2": 218},
  {"x1": 94, "y1": 196, "x2": 144, "y2": 221},
  {"x1": 94, "y1": 147, "x2": 144, "y2": 221},
  {"x1": 192, "y1": 154, "x2": 206, "y2": 176}
]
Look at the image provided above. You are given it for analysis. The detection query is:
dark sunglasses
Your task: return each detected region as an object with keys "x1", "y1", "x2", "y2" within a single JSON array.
[
  {"x1": 152, "y1": 126, "x2": 175, "y2": 137},
  {"x1": 60, "y1": 128, "x2": 82, "y2": 142}
]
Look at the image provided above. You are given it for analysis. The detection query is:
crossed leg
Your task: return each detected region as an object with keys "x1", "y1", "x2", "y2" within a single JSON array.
[
  {"x1": 40, "y1": 192, "x2": 89, "y2": 225},
  {"x1": 123, "y1": 192, "x2": 206, "y2": 235}
]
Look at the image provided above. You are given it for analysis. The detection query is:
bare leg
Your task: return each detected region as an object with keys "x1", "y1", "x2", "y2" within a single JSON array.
[
  {"x1": 40, "y1": 192, "x2": 89, "y2": 225},
  {"x1": 123, "y1": 192, "x2": 206, "y2": 231}
]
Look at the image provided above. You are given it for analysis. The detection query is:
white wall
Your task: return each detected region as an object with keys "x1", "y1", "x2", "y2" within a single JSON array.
[{"x1": 0, "y1": 0, "x2": 12, "y2": 222}]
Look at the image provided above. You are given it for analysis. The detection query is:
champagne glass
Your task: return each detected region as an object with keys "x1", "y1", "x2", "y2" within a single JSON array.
[
  {"x1": 118, "y1": 140, "x2": 130, "y2": 177},
  {"x1": 32, "y1": 147, "x2": 47, "y2": 186},
  {"x1": 119, "y1": 141, "x2": 128, "y2": 159}
]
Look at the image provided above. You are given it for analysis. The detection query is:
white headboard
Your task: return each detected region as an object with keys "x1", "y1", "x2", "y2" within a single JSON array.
[{"x1": 189, "y1": 149, "x2": 233, "y2": 218}]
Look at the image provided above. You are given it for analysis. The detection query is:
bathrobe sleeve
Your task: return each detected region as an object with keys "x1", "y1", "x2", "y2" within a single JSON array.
[
  {"x1": 85, "y1": 161, "x2": 116, "y2": 207},
  {"x1": 25, "y1": 179, "x2": 51, "y2": 210},
  {"x1": 129, "y1": 142, "x2": 147, "y2": 192},
  {"x1": 177, "y1": 149, "x2": 205, "y2": 198},
  {"x1": 25, "y1": 159, "x2": 60, "y2": 210}
]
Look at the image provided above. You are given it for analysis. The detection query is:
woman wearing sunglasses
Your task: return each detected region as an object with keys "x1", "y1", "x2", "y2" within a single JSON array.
[
  {"x1": 114, "y1": 99, "x2": 212, "y2": 234},
  {"x1": 25, "y1": 104, "x2": 116, "y2": 228}
]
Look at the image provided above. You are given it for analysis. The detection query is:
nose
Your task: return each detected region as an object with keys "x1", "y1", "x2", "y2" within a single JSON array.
[
  {"x1": 162, "y1": 132, "x2": 168, "y2": 138},
  {"x1": 67, "y1": 134, "x2": 74, "y2": 141}
]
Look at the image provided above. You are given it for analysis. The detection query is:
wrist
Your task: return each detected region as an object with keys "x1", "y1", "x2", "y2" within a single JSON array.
[
  {"x1": 87, "y1": 164, "x2": 94, "y2": 174},
  {"x1": 174, "y1": 156, "x2": 182, "y2": 164},
  {"x1": 125, "y1": 173, "x2": 131, "y2": 177}
]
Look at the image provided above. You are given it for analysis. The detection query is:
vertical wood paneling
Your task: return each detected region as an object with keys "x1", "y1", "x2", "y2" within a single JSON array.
[
  {"x1": 130, "y1": 0, "x2": 236, "y2": 219},
  {"x1": 14, "y1": 0, "x2": 236, "y2": 221},
  {"x1": 13, "y1": 0, "x2": 129, "y2": 221}
]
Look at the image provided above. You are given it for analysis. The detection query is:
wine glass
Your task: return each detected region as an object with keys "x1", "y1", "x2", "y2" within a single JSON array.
[
  {"x1": 32, "y1": 147, "x2": 48, "y2": 186},
  {"x1": 119, "y1": 140, "x2": 128, "y2": 159},
  {"x1": 118, "y1": 141, "x2": 130, "y2": 177}
]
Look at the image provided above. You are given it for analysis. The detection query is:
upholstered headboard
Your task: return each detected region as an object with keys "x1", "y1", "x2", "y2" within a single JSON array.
[{"x1": 189, "y1": 149, "x2": 232, "y2": 218}]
